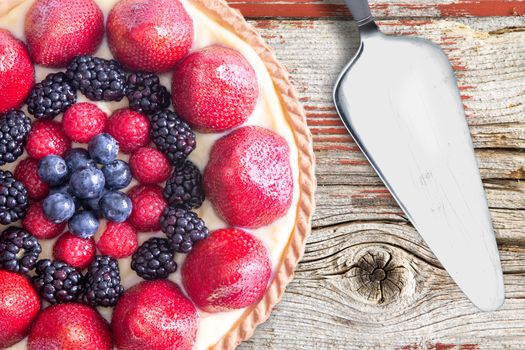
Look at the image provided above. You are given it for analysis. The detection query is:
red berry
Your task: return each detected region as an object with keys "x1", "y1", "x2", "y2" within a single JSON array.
[
  {"x1": 22, "y1": 202, "x2": 65, "y2": 240},
  {"x1": 26, "y1": 120, "x2": 71, "y2": 160},
  {"x1": 130, "y1": 147, "x2": 171, "y2": 185},
  {"x1": 107, "y1": 0, "x2": 193, "y2": 73},
  {"x1": 182, "y1": 228, "x2": 271, "y2": 312},
  {"x1": 28, "y1": 303, "x2": 112, "y2": 350},
  {"x1": 97, "y1": 222, "x2": 138, "y2": 259},
  {"x1": 62, "y1": 102, "x2": 107, "y2": 143},
  {"x1": 0, "y1": 270, "x2": 40, "y2": 348},
  {"x1": 53, "y1": 231, "x2": 96, "y2": 269},
  {"x1": 172, "y1": 45, "x2": 258, "y2": 133},
  {"x1": 204, "y1": 126, "x2": 293, "y2": 228},
  {"x1": 106, "y1": 108, "x2": 150, "y2": 154},
  {"x1": 0, "y1": 29, "x2": 34, "y2": 115},
  {"x1": 112, "y1": 280, "x2": 198, "y2": 350},
  {"x1": 24, "y1": 0, "x2": 104, "y2": 67},
  {"x1": 14, "y1": 158, "x2": 49, "y2": 201},
  {"x1": 127, "y1": 185, "x2": 167, "y2": 232}
]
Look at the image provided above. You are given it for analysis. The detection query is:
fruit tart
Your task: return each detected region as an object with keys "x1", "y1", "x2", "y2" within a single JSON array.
[{"x1": 0, "y1": 0, "x2": 315, "y2": 349}]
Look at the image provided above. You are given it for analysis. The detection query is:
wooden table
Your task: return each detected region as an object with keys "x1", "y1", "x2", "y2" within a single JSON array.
[{"x1": 230, "y1": 1, "x2": 525, "y2": 349}]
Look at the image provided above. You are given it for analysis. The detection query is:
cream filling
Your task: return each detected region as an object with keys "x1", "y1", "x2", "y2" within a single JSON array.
[{"x1": 1, "y1": 0, "x2": 300, "y2": 349}]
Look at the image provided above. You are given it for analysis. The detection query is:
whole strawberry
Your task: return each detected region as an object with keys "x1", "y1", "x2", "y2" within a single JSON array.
[
  {"x1": 106, "y1": 108, "x2": 150, "y2": 154},
  {"x1": 14, "y1": 158, "x2": 49, "y2": 201},
  {"x1": 63, "y1": 103, "x2": 107, "y2": 143},
  {"x1": 130, "y1": 147, "x2": 171, "y2": 185},
  {"x1": 26, "y1": 120, "x2": 71, "y2": 160},
  {"x1": 25, "y1": 0, "x2": 104, "y2": 67},
  {"x1": 127, "y1": 185, "x2": 167, "y2": 232},
  {"x1": 28, "y1": 303, "x2": 112, "y2": 350},
  {"x1": 182, "y1": 228, "x2": 271, "y2": 312},
  {"x1": 0, "y1": 270, "x2": 40, "y2": 348},
  {"x1": 0, "y1": 29, "x2": 34, "y2": 114},
  {"x1": 107, "y1": 0, "x2": 193, "y2": 73},
  {"x1": 172, "y1": 45, "x2": 258, "y2": 132},
  {"x1": 53, "y1": 231, "x2": 96, "y2": 269},
  {"x1": 97, "y1": 221, "x2": 138, "y2": 259},
  {"x1": 112, "y1": 280, "x2": 198, "y2": 350},
  {"x1": 204, "y1": 126, "x2": 293, "y2": 228},
  {"x1": 22, "y1": 202, "x2": 65, "y2": 240}
]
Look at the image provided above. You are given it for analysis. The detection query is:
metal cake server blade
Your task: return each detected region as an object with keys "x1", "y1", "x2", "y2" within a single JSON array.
[{"x1": 333, "y1": 0, "x2": 504, "y2": 311}]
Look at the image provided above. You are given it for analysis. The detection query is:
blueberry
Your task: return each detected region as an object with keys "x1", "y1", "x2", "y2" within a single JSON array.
[
  {"x1": 38, "y1": 155, "x2": 68, "y2": 186},
  {"x1": 82, "y1": 189, "x2": 107, "y2": 217},
  {"x1": 42, "y1": 192, "x2": 76, "y2": 223},
  {"x1": 69, "y1": 167, "x2": 105, "y2": 199},
  {"x1": 88, "y1": 133, "x2": 119, "y2": 164},
  {"x1": 102, "y1": 160, "x2": 132, "y2": 190},
  {"x1": 64, "y1": 148, "x2": 95, "y2": 173},
  {"x1": 68, "y1": 211, "x2": 99, "y2": 238},
  {"x1": 49, "y1": 183, "x2": 81, "y2": 208},
  {"x1": 100, "y1": 191, "x2": 132, "y2": 222}
]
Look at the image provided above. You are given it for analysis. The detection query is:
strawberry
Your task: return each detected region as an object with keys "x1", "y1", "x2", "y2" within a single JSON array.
[
  {"x1": 22, "y1": 202, "x2": 65, "y2": 240},
  {"x1": 26, "y1": 120, "x2": 71, "y2": 160},
  {"x1": 0, "y1": 270, "x2": 40, "y2": 348},
  {"x1": 24, "y1": 0, "x2": 104, "y2": 67},
  {"x1": 129, "y1": 147, "x2": 171, "y2": 185},
  {"x1": 107, "y1": 0, "x2": 193, "y2": 73},
  {"x1": 53, "y1": 231, "x2": 96, "y2": 269},
  {"x1": 172, "y1": 45, "x2": 258, "y2": 132},
  {"x1": 62, "y1": 103, "x2": 107, "y2": 143},
  {"x1": 0, "y1": 29, "x2": 34, "y2": 115},
  {"x1": 14, "y1": 158, "x2": 49, "y2": 201},
  {"x1": 112, "y1": 280, "x2": 198, "y2": 350},
  {"x1": 106, "y1": 108, "x2": 150, "y2": 154},
  {"x1": 204, "y1": 126, "x2": 293, "y2": 228},
  {"x1": 28, "y1": 303, "x2": 112, "y2": 350},
  {"x1": 182, "y1": 228, "x2": 271, "y2": 312},
  {"x1": 127, "y1": 185, "x2": 167, "y2": 232},
  {"x1": 97, "y1": 221, "x2": 138, "y2": 259}
]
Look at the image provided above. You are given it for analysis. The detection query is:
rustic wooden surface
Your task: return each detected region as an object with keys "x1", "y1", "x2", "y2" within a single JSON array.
[{"x1": 231, "y1": 1, "x2": 525, "y2": 349}]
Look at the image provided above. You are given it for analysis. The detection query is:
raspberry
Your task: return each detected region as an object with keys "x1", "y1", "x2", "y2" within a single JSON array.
[
  {"x1": 26, "y1": 120, "x2": 71, "y2": 160},
  {"x1": 97, "y1": 221, "x2": 138, "y2": 259},
  {"x1": 22, "y1": 202, "x2": 65, "y2": 240},
  {"x1": 14, "y1": 158, "x2": 49, "y2": 201},
  {"x1": 127, "y1": 185, "x2": 167, "y2": 232},
  {"x1": 129, "y1": 147, "x2": 171, "y2": 185},
  {"x1": 63, "y1": 103, "x2": 107, "y2": 143},
  {"x1": 53, "y1": 231, "x2": 96, "y2": 269},
  {"x1": 106, "y1": 108, "x2": 150, "y2": 153}
]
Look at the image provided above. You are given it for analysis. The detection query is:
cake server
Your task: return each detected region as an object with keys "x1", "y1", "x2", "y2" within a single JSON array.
[{"x1": 333, "y1": 0, "x2": 504, "y2": 311}]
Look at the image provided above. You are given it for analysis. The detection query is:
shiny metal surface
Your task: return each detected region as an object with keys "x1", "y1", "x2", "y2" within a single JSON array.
[{"x1": 333, "y1": 18, "x2": 505, "y2": 311}]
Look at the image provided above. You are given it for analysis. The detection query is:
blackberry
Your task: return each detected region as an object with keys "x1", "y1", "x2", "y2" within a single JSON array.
[
  {"x1": 150, "y1": 110, "x2": 196, "y2": 165},
  {"x1": 0, "y1": 227, "x2": 41, "y2": 274},
  {"x1": 0, "y1": 110, "x2": 31, "y2": 165},
  {"x1": 0, "y1": 170, "x2": 29, "y2": 224},
  {"x1": 83, "y1": 255, "x2": 124, "y2": 307},
  {"x1": 160, "y1": 207, "x2": 208, "y2": 253},
  {"x1": 27, "y1": 72, "x2": 77, "y2": 119},
  {"x1": 126, "y1": 72, "x2": 170, "y2": 115},
  {"x1": 163, "y1": 161, "x2": 204, "y2": 209},
  {"x1": 66, "y1": 55, "x2": 127, "y2": 102},
  {"x1": 32, "y1": 259, "x2": 83, "y2": 304},
  {"x1": 131, "y1": 237, "x2": 177, "y2": 280}
]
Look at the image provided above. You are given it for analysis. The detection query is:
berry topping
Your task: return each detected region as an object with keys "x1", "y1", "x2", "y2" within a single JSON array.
[
  {"x1": 160, "y1": 206, "x2": 208, "y2": 253},
  {"x1": 99, "y1": 191, "x2": 133, "y2": 223},
  {"x1": 83, "y1": 255, "x2": 124, "y2": 307},
  {"x1": 0, "y1": 170, "x2": 29, "y2": 225},
  {"x1": 127, "y1": 184, "x2": 167, "y2": 231},
  {"x1": 42, "y1": 192, "x2": 76, "y2": 223},
  {"x1": 130, "y1": 146, "x2": 171, "y2": 185},
  {"x1": 112, "y1": 280, "x2": 198, "y2": 350},
  {"x1": 172, "y1": 45, "x2": 259, "y2": 132},
  {"x1": 27, "y1": 72, "x2": 77, "y2": 119},
  {"x1": 150, "y1": 110, "x2": 196, "y2": 165},
  {"x1": 126, "y1": 72, "x2": 171, "y2": 115},
  {"x1": 14, "y1": 158, "x2": 49, "y2": 201},
  {"x1": 38, "y1": 154, "x2": 68, "y2": 186},
  {"x1": 0, "y1": 270, "x2": 40, "y2": 349},
  {"x1": 107, "y1": 0, "x2": 194, "y2": 73},
  {"x1": 26, "y1": 120, "x2": 71, "y2": 160},
  {"x1": 64, "y1": 148, "x2": 95, "y2": 173},
  {"x1": 0, "y1": 227, "x2": 41, "y2": 275},
  {"x1": 32, "y1": 259, "x2": 83, "y2": 304},
  {"x1": 25, "y1": 0, "x2": 104, "y2": 67},
  {"x1": 22, "y1": 202, "x2": 66, "y2": 239},
  {"x1": 102, "y1": 159, "x2": 132, "y2": 190},
  {"x1": 62, "y1": 102, "x2": 107, "y2": 143},
  {"x1": 0, "y1": 110, "x2": 32, "y2": 166},
  {"x1": 53, "y1": 231, "x2": 95, "y2": 269},
  {"x1": 97, "y1": 221, "x2": 138, "y2": 259},
  {"x1": 68, "y1": 210, "x2": 100, "y2": 238},
  {"x1": 131, "y1": 237, "x2": 178, "y2": 280},
  {"x1": 106, "y1": 108, "x2": 150, "y2": 154},
  {"x1": 69, "y1": 166, "x2": 105, "y2": 199},
  {"x1": 88, "y1": 133, "x2": 119, "y2": 165},
  {"x1": 163, "y1": 160, "x2": 204, "y2": 209}
]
